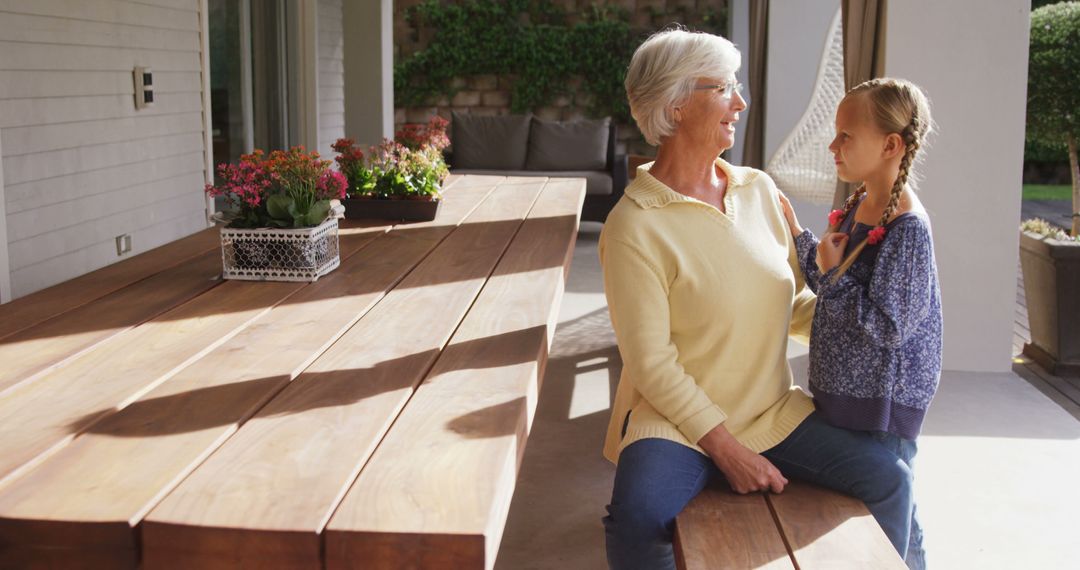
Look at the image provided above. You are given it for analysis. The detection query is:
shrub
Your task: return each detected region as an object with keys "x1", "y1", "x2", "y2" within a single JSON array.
[
  {"x1": 1028, "y1": 1, "x2": 1080, "y2": 234},
  {"x1": 394, "y1": 0, "x2": 638, "y2": 121}
]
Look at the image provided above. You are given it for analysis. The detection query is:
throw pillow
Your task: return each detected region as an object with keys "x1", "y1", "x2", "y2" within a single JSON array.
[
  {"x1": 525, "y1": 116, "x2": 610, "y2": 171},
  {"x1": 450, "y1": 111, "x2": 532, "y2": 170}
]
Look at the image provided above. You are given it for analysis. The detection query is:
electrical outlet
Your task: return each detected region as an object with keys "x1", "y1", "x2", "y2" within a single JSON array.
[
  {"x1": 115, "y1": 234, "x2": 132, "y2": 256},
  {"x1": 133, "y1": 66, "x2": 153, "y2": 109}
]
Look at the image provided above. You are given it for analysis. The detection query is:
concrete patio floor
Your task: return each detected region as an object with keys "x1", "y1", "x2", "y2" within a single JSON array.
[{"x1": 495, "y1": 221, "x2": 1080, "y2": 570}]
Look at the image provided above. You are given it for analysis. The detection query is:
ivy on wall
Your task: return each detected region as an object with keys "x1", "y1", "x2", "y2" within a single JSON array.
[{"x1": 395, "y1": 0, "x2": 723, "y2": 122}]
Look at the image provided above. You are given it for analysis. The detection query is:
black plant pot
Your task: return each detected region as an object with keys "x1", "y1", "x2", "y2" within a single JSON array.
[
  {"x1": 1020, "y1": 231, "x2": 1080, "y2": 376},
  {"x1": 342, "y1": 197, "x2": 441, "y2": 222}
]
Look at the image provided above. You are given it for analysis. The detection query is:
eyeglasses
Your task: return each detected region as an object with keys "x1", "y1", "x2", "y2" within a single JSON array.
[{"x1": 694, "y1": 81, "x2": 744, "y2": 100}]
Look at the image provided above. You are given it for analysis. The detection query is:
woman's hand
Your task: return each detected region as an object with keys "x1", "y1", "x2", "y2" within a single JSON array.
[
  {"x1": 777, "y1": 191, "x2": 803, "y2": 238},
  {"x1": 698, "y1": 424, "x2": 788, "y2": 494},
  {"x1": 816, "y1": 232, "x2": 850, "y2": 273}
]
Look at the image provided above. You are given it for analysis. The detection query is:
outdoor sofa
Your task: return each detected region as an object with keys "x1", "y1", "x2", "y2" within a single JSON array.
[{"x1": 447, "y1": 112, "x2": 629, "y2": 223}]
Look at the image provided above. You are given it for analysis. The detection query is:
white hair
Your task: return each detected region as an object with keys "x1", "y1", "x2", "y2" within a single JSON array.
[{"x1": 624, "y1": 29, "x2": 741, "y2": 146}]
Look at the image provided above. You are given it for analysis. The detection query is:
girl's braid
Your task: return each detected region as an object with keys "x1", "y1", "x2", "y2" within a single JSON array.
[
  {"x1": 831, "y1": 185, "x2": 867, "y2": 231},
  {"x1": 878, "y1": 114, "x2": 922, "y2": 227}
]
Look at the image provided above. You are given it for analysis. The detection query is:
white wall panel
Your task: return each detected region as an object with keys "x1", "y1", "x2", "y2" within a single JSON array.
[{"x1": 0, "y1": 0, "x2": 209, "y2": 299}]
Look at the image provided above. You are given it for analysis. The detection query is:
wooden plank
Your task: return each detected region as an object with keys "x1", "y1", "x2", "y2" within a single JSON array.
[
  {"x1": 0, "y1": 223, "x2": 384, "y2": 567},
  {"x1": 0, "y1": 229, "x2": 216, "y2": 340},
  {"x1": 1014, "y1": 318, "x2": 1030, "y2": 336},
  {"x1": 0, "y1": 274, "x2": 318, "y2": 487},
  {"x1": 766, "y1": 482, "x2": 906, "y2": 569},
  {"x1": 1013, "y1": 361, "x2": 1080, "y2": 422},
  {"x1": 323, "y1": 178, "x2": 586, "y2": 570},
  {"x1": 674, "y1": 483, "x2": 793, "y2": 570},
  {"x1": 0, "y1": 250, "x2": 222, "y2": 396},
  {"x1": 451, "y1": 174, "x2": 508, "y2": 188},
  {"x1": 0, "y1": 182, "x2": 495, "y2": 567},
  {"x1": 140, "y1": 179, "x2": 546, "y2": 569},
  {"x1": 1019, "y1": 358, "x2": 1080, "y2": 410}
]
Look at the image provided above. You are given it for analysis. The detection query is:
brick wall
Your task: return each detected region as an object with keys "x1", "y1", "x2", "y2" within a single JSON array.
[{"x1": 392, "y1": 0, "x2": 729, "y2": 156}]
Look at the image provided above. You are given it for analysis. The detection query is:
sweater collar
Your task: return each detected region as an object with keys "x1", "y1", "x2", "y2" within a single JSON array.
[{"x1": 626, "y1": 157, "x2": 758, "y2": 209}]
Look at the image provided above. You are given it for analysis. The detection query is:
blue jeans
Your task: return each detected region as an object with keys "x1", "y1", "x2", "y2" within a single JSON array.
[
  {"x1": 871, "y1": 430, "x2": 926, "y2": 570},
  {"x1": 603, "y1": 412, "x2": 921, "y2": 570}
]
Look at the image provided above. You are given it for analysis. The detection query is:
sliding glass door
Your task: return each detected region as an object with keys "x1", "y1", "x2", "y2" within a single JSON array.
[{"x1": 208, "y1": 0, "x2": 289, "y2": 173}]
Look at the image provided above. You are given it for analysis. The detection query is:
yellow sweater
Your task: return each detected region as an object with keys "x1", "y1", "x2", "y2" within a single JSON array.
[{"x1": 600, "y1": 158, "x2": 816, "y2": 464}]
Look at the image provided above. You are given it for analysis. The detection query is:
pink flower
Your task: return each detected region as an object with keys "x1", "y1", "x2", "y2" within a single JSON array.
[
  {"x1": 868, "y1": 226, "x2": 887, "y2": 245},
  {"x1": 828, "y1": 209, "x2": 845, "y2": 227},
  {"x1": 316, "y1": 170, "x2": 348, "y2": 200}
]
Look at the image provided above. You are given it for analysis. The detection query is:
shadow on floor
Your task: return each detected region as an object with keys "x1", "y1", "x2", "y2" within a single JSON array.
[{"x1": 496, "y1": 306, "x2": 619, "y2": 570}]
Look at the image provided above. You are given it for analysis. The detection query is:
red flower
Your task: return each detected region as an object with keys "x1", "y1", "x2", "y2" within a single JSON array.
[
  {"x1": 331, "y1": 138, "x2": 355, "y2": 154},
  {"x1": 394, "y1": 115, "x2": 451, "y2": 152},
  {"x1": 828, "y1": 209, "x2": 845, "y2": 227},
  {"x1": 868, "y1": 226, "x2": 887, "y2": 245}
]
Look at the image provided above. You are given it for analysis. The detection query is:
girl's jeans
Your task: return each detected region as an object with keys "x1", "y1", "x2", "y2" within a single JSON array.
[{"x1": 603, "y1": 412, "x2": 925, "y2": 570}]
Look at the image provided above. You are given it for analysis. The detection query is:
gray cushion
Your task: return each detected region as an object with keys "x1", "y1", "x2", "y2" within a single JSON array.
[
  {"x1": 525, "y1": 117, "x2": 610, "y2": 171},
  {"x1": 451, "y1": 111, "x2": 531, "y2": 170},
  {"x1": 450, "y1": 169, "x2": 613, "y2": 196}
]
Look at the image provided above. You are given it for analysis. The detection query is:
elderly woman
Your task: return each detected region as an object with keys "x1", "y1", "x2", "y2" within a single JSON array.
[{"x1": 600, "y1": 30, "x2": 917, "y2": 569}]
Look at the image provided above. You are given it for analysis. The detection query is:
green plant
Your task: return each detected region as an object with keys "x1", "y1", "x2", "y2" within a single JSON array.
[
  {"x1": 331, "y1": 138, "x2": 377, "y2": 196},
  {"x1": 395, "y1": 0, "x2": 639, "y2": 121},
  {"x1": 366, "y1": 141, "x2": 447, "y2": 200},
  {"x1": 333, "y1": 116, "x2": 450, "y2": 201},
  {"x1": 1028, "y1": 2, "x2": 1080, "y2": 235}
]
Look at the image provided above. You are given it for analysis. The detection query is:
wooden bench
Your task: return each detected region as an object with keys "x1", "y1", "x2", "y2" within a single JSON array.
[
  {"x1": 674, "y1": 480, "x2": 907, "y2": 570},
  {"x1": 0, "y1": 174, "x2": 585, "y2": 569}
]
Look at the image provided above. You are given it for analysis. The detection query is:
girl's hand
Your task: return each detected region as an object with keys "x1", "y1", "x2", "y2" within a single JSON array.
[
  {"x1": 698, "y1": 424, "x2": 788, "y2": 494},
  {"x1": 816, "y1": 232, "x2": 850, "y2": 273},
  {"x1": 777, "y1": 191, "x2": 803, "y2": 238}
]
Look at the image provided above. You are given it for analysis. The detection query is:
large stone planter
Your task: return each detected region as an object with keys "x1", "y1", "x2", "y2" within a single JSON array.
[
  {"x1": 1019, "y1": 230, "x2": 1080, "y2": 376},
  {"x1": 220, "y1": 217, "x2": 341, "y2": 282}
]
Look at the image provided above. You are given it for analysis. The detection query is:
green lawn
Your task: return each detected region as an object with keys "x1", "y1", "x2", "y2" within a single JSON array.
[{"x1": 1022, "y1": 184, "x2": 1072, "y2": 200}]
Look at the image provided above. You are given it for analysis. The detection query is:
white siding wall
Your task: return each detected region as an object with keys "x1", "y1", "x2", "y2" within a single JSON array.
[
  {"x1": 0, "y1": 0, "x2": 209, "y2": 299},
  {"x1": 317, "y1": 0, "x2": 344, "y2": 158}
]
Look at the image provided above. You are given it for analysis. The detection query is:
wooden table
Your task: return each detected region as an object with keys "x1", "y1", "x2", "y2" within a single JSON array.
[{"x1": 0, "y1": 174, "x2": 585, "y2": 569}]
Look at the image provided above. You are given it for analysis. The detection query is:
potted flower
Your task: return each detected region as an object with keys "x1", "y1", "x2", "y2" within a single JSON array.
[
  {"x1": 1020, "y1": 3, "x2": 1080, "y2": 375},
  {"x1": 205, "y1": 146, "x2": 347, "y2": 282},
  {"x1": 332, "y1": 115, "x2": 450, "y2": 222}
]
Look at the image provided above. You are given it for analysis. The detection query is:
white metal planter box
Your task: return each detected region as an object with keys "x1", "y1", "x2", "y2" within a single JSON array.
[{"x1": 220, "y1": 217, "x2": 341, "y2": 282}]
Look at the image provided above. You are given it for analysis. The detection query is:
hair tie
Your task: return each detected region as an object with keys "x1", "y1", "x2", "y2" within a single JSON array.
[{"x1": 868, "y1": 226, "x2": 887, "y2": 245}]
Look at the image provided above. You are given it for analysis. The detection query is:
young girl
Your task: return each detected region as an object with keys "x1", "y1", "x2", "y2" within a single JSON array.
[{"x1": 780, "y1": 78, "x2": 942, "y2": 570}]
